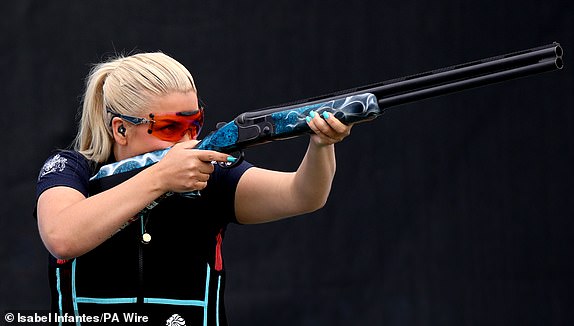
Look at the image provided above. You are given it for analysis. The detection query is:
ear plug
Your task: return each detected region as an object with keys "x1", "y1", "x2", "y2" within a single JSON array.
[{"x1": 118, "y1": 125, "x2": 126, "y2": 136}]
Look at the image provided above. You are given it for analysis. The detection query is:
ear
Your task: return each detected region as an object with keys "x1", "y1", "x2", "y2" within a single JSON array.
[{"x1": 111, "y1": 117, "x2": 128, "y2": 145}]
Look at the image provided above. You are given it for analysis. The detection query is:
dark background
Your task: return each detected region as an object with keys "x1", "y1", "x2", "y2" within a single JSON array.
[{"x1": 2, "y1": 1, "x2": 573, "y2": 325}]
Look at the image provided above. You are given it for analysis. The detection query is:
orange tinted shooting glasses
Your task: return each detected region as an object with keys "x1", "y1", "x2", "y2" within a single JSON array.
[{"x1": 108, "y1": 108, "x2": 204, "y2": 142}]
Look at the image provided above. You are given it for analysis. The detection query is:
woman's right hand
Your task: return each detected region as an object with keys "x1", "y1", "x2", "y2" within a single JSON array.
[{"x1": 152, "y1": 140, "x2": 232, "y2": 193}]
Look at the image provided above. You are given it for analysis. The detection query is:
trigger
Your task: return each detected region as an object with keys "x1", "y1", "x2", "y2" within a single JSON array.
[{"x1": 217, "y1": 150, "x2": 245, "y2": 169}]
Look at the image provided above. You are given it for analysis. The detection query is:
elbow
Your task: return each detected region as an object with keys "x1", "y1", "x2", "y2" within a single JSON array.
[
  {"x1": 312, "y1": 195, "x2": 329, "y2": 212},
  {"x1": 43, "y1": 239, "x2": 77, "y2": 260},
  {"x1": 39, "y1": 229, "x2": 79, "y2": 260},
  {"x1": 48, "y1": 243, "x2": 77, "y2": 261},
  {"x1": 291, "y1": 181, "x2": 333, "y2": 215},
  {"x1": 298, "y1": 192, "x2": 330, "y2": 215}
]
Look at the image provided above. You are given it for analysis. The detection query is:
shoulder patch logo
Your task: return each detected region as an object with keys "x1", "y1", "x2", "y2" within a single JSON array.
[{"x1": 39, "y1": 154, "x2": 68, "y2": 180}]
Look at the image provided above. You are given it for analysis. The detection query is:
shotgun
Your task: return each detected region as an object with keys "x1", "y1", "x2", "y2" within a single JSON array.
[{"x1": 90, "y1": 42, "x2": 563, "y2": 198}]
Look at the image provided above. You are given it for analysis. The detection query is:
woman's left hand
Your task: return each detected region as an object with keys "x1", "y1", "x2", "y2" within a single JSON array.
[{"x1": 306, "y1": 111, "x2": 352, "y2": 146}]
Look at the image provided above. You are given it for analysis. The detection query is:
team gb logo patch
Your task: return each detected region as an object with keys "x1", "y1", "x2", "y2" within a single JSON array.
[{"x1": 39, "y1": 154, "x2": 68, "y2": 180}]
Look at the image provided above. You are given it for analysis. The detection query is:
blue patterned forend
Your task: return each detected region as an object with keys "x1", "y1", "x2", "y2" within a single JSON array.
[{"x1": 271, "y1": 93, "x2": 380, "y2": 136}]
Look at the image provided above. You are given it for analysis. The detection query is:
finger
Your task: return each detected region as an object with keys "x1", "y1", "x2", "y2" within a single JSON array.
[
  {"x1": 322, "y1": 112, "x2": 350, "y2": 134},
  {"x1": 308, "y1": 112, "x2": 345, "y2": 141},
  {"x1": 321, "y1": 112, "x2": 352, "y2": 141},
  {"x1": 193, "y1": 150, "x2": 236, "y2": 164},
  {"x1": 194, "y1": 171, "x2": 211, "y2": 182},
  {"x1": 193, "y1": 180, "x2": 208, "y2": 191},
  {"x1": 307, "y1": 118, "x2": 339, "y2": 145},
  {"x1": 306, "y1": 113, "x2": 322, "y2": 134},
  {"x1": 197, "y1": 161, "x2": 215, "y2": 174}
]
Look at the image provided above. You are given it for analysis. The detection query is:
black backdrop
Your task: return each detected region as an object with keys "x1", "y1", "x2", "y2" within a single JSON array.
[{"x1": 2, "y1": 1, "x2": 573, "y2": 325}]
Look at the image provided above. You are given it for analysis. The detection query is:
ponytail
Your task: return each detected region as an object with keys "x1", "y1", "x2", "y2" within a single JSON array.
[
  {"x1": 74, "y1": 61, "x2": 118, "y2": 162},
  {"x1": 73, "y1": 53, "x2": 196, "y2": 163}
]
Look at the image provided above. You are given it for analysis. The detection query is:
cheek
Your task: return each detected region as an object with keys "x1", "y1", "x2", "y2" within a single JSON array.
[
  {"x1": 131, "y1": 129, "x2": 174, "y2": 153},
  {"x1": 140, "y1": 138, "x2": 174, "y2": 152}
]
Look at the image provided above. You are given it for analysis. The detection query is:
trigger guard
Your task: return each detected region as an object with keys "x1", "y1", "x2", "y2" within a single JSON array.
[{"x1": 217, "y1": 150, "x2": 245, "y2": 169}]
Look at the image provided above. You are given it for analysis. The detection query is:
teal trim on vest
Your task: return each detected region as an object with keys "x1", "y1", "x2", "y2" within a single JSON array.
[
  {"x1": 75, "y1": 297, "x2": 138, "y2": 304},
  {"x1": 71, "y1": 260, "x2": 78, "y2": 326},
  {"x1": 56, "y1": 268, "x2": 63, "y2": 326},
  {"x1": 143, "y1": 298, "x2": 205, "y2": 306},
  {"x1": 216, "y1": 275, "x2": 222, "y2": 326},
  {"x1": 203, "y1": 263, "x2": 210, "y2": 326},
  {"x1": 69, "y1": 262, "x2": 215, "y2": 326}
]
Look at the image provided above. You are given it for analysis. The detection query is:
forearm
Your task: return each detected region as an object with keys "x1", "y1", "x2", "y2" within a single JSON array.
[
  {"x1": 235, "y1": 141, "x2": 336, "y2": 224},
  {"x1": 290, "y1": 110, "x2": 350, "y2": 209},
  {"x1": 37, "y1": 165, "x2": 166, "y2": 259},
  {"x1": 290, "y1": 142, "x2": 336, "y2": 211}
]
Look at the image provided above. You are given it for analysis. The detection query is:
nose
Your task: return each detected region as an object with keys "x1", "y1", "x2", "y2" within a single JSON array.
[{"x1": 177, "y1": 128, "x2": 196, "y2": 142}]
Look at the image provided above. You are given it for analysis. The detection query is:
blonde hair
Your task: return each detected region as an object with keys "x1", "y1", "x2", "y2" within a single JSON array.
[{"x1": 74, "y1": 52, "x2": 197, "y2": 163}]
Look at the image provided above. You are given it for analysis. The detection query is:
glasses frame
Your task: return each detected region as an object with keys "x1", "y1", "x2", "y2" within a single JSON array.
[{"x1": 107, "y1": 107, "x2": 204, "y2": 141}]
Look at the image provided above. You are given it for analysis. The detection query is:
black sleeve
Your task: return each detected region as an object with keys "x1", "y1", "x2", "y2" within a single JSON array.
[
  {"x1": 36, "y1": 150, "x2": 93, "y2": 200},
  {"x1": 205, "y1": 160, "x2": 253, "y2": 224}
]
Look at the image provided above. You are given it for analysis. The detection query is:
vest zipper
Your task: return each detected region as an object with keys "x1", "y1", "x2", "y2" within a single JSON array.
[
  {"x1": 138, "y1": 242, "x2": 144, "y2": 305},
  {"x1": 138, "y1": 214, "x2": 146, "y2": 306}
]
